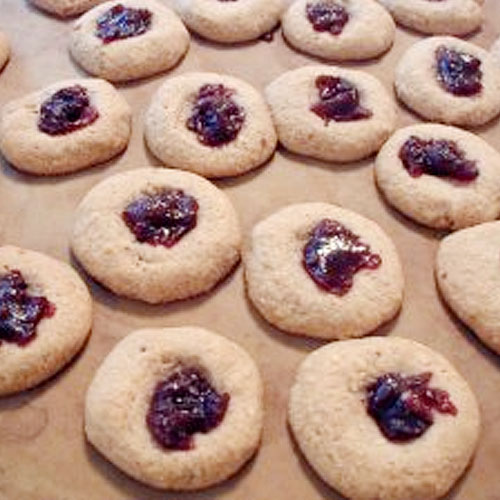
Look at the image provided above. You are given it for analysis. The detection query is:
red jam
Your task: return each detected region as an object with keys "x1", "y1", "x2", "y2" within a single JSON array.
[
  {"x1": 366, "y1": 372, "x2": 457, "y2": 442},
  {"x1": 95, "y1": 4, "x2": 152, "y2": 43},
  {"x1": 0, "y1": 270, "x2": 55, "y2": 347},
  {"x1": 306, "y1": 2, "x2": 349, "y2": 35},
  {"x1": 146, "y1": 367, "x2": 230, "y2": 450},
  {"x1": 303, "y1": 219, "x2": 381, "y2": 295},
  {"x1": 399, "y1": 136, "x2": 478, "y2": 182},
  {"x1": 122, "y1": 189, "x2": 198, "y2": 248}
]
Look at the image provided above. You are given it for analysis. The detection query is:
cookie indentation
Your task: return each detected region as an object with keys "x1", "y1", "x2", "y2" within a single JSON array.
[
  {"x1": 122, "y1": 189, "x2": 198, "y2": 248},
  {"x1": 38, "y1": 85, "x2": 99, "y2": 136},
  {"x1": 435, "y1": 46, "x2": 482, "y2": 97},
  {"x1": 303, "y1": 218, "x2": 381, "y2": 295},
  {"x1": 0, "y1": 270, "x2": 55, "y2": 347},
  {"x1": 186, "y1": 84, "x2": 246, "y2": 147},
  {"x1": 306, "y1": 1, "x2": 349, "y2": 35},
  {"x1": 366, "y1": 372, "x2": 457, "y2": 442},
  {"x1": 311, "y1": 75, "x2": 372, "y2": 123},
  {"x1": 146, "y1": 366, "x2": 230, "y2": 450}
]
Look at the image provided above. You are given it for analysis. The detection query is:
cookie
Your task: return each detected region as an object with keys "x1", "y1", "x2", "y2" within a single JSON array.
[
  {"x1": 490, "y1": 35, "x2": 500, "y2": 64},
  {"x1": 377, "y1": 0, "x2": 483, "y2": 36},
  {"x1": 244, "y1": 203, "x2": 404, "y2": 339},
  {"x1": 85, "y1": 326, "x2": 263, "y2": 490},
  {"x1": 289, "y1": 337, "x2": 481, "y2": 500},
  {"x1": 70, "y1": 0, "x2": 190, "y2": 82},
  {"x1": 282, "y1": 0, "x2": 395, "y2": 61},
  {"x1": 145, "y1": 72, "x2": 277, "y2": 178},
  {"x1": 0, "y1": 78, "x2": 131, "y2": 175},
  {"x1": 0, "y1": 32, "x2": 10, "y2": 72},
  {"x1": 375, "y1": 123, "x2": 500, "y2": 230},
  {"x1": 71, "y1": 168, "x2": 241, "y2": 304},
  {"x1": 265, "y1": 65, "x2": 397, "y2": 162},
  {"x1": 30, "y1": 0, "x2": 107, "y2": 17},
  {"x1": 172, "y1": 0, "x2": 284, "y2": 43},
  {"x1": 436, "y1": 221, "x2": 500, "y2": 355},
  {"x1": 0, "y1": 245, "x2": 93, "y2": 396},
  {"x1": 395, "y1": 36, "x2": 500, "y2": 127}
]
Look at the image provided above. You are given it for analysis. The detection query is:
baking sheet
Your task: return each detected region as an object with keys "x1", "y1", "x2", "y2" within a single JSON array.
[{"x1": 0, "y1": 1, "x2": 499, "y2": 499}]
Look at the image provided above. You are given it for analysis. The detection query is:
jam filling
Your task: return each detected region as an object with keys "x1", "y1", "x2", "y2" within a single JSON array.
[
  {"x1": 146, "y1": 366, "x2": 230, "y2": 450},
  {"x1": 122, "y1": 189, "x2": 198, "y2": 248},
  {"x1": 95, "y1": 4, "x2": 152, "y2": 43},
  {"x1": 306, "y1": 1, "x2": 349, "y2": 35},
  {"x1": 399, "y1": 135, "x2": 478, "y2": 182},
  {"x1": 186, "y1": 84, "x2": 245, "y2": 148},
  {"x1": 311, "y1": 75, "x2": 372, "y2": 124},
  {"x1": 303, "y1": 218, "x2": 381, "y2": 295},
  {"x1": 38, "y1": 85, "x2": 99, "y2": 136},
  {"x1": 435, "y1": 46, "x2": 482, "y2": 97},
  {"x1": 366, "y1": 372, "x2": 457, "y2": 442},
  {"x1": 0, "y1": 270, "x2": 55, "y2": 347}
]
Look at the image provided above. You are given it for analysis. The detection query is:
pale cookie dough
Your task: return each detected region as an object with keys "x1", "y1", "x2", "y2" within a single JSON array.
[
  {"x1": 0, "y1": 78, "x2": 131, "y2": 175},
  {"x1": 0, "y1": 246, "x2": 92, "y2": 396},
  {"x1": 282, "y1": 0, "x2": 395, "y2": 61},
  {"x1": 289, "y1": 337, "x2": 481, "y2": 500},
  {"x1": 436, "y1": 221, "x2": 500, "y2": 355},
  {"x1": 377, "y1": 0, "x2": 482, "y2": 36},
  {"x1": 70, "y1": 0, "x2": 189, "y2": 82},
  {"x1": 71, "y1": 168, "x2": 241, "y2": 304},
  {"x1": 172, "y1": 0, "x2": 284, "y2": 43},
  {"x1": 244, "y1": 203, "x2": 404, "y2": 339},
  {"x1": 0, "y1": 32, "x2": 10, "y2": 71},
  {"x1": 30, "y1": 0, "x2": 107, "y2": 17},
  {"x1": 375, "y1": 124, "x2": 500, "y2": 230},
  {"x1": 145, "y1": 72, "x2": 277, "y2": 178},
  {"x1": 85, "y1": 326, "x2": 264, "y2": 490},
  {"x1": 265, "y1": 65, "x2": 396, "y2": 162},
  {"x1": 490, "y1": 36, "x2": 500, "y2": 65},
  {"x1": 395, "y1": 36, "x2": 500, "y2": 127}
]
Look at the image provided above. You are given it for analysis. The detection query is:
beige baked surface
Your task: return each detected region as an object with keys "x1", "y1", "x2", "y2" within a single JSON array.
[{"x1": 0, "y1": 1, "x2": 500, "y2": 499}]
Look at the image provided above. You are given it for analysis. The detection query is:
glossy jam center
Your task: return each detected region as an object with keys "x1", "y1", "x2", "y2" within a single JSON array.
[
  {"x1": 0, "y1": 270, "x2": 55, "y2": 347},
  {"x1": 366, "y1": 372, "x2": 457, "y2": 442},
  {"x1": 122, "y1": 189, "x2": 198, "y2": 248},
  {"x1": 186, "y1": 84, "x2": 246, "y2": 147},
  {"x1": 399, "y1": 135, "x2": 478, "y2": 182},
  {"x1": 435, "y1": 46, "x2": 482, "y2": 97},
  {"x1": 95, "y1": 4, "x2": 152, "y2": 43},
  {"x1": 303, "y1": 218, "x2": 381, "y2": 295},
  {"x1": 311, "y1": 75, "x2": 372, "y2": 124},
  {"x1": 146, "y1": 366, "x2": 230, "y2": 450},
  {"x1": 38, "y1": 85, "x2": 99, "y2": 136},
  {"x1": 306, "y1": 1, "x2": 349, "y2": 35}
]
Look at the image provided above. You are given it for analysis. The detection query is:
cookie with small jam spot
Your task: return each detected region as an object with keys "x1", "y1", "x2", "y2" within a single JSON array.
[
  {"x1": 0, "y1": 32, "x2": 9, "y2": 72},
  {"x1": 85, "y1": 326, "x2": 263, "y2": 490},
  {"x1": 30, "y1": 0, "x2": 107, "y2": 17}
]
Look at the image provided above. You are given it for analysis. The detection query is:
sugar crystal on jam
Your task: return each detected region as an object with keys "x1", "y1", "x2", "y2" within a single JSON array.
[
  {"x1": 306, "y1": 1, "x2": 349, "y2": 35},
  {"x1": 95, "y1": 4, "x2": 152, "y2": 44}
]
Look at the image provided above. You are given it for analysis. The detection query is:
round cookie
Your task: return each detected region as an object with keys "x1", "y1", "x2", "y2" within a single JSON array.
[
  {"x1": 265, "y1": 65, "x2": 397, "y2": 162},
  {"x1": 0, "y1": 245, "x2": 93, "y2": 396},
  {"x1": 0, "y1": 78, "x2": 131, "y2": 175},
  {"x1": 244, "y1": 203, "x2": 404, "y2": 339},
  {"x1": 375, "y1": 123, "x2": 500, "y2": 230},
  {"x1": 30, "y1": 0, "x2": 108, "y2": 17},
  {"x1": 395, "y1": 36, "x2": 500, "y2": 127},
  {"x1": 282, "y1": 0, "x2": 395, "y2": 61},
  {"x1": 490, "y1": 36, "x2": 500, "y2": 65},
  {"x1": 85, "y1": 326, "x2": 264, "y2": 490},
  {"x1": 145, "y1": 72, "x2": 277, "y2": 178},
  {"x1": 70, "y1": 0, "x2": 190, "y2": 82},
  {"x1": 71, "y1": 168, "x2": 241, "y2": 304},
  {"x1": 289, "y1": 337, "x2": 481, "y2": 500},
  {"x1": 377, "y1": 0, "x2": 483, "y2": 36},
  {"x1": 0, "y1": 32, "x2": 10, "y2": 72},
  {"x1": 436, "y1": 221, "x2": 500, "y2": 355},
  {"x1": 172, "y1": 0, "x2": 284, "y2": 43}
]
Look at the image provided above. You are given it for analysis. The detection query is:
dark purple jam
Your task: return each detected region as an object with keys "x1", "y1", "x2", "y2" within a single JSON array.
[
  {"x1": 311, "y1": 75, "x2": 372, "y2": 124},
  {"x1": 122, "y1": 189, "x2": 198, "y2": 248},
  {"x1": 306, "y1": 1, "x2": 349, "y2": 35},
  {"x1": 38, "y1": 85, "x2": 99, "y2": 136},
  {"x1": 366, "y1": 372, "x2": 457, "y2": 442},
  {"x1": 0, "y1": 270, "x2": 55, "y2": 347},
  {"x1": 435, "y1": 46, "x2": 482, "y2": 97},
  {"x1": 303, "y1": 219, "x2": 381, "y2": 295},
  {"x1": 399, "y1": 135, "x2": 478, "y2": 182},
  {"x1": 95, "y1": 4, "x2": 152, "y2": 43},
  {"x1": 186, "y1": 84, "x2": 246, "y2": 147},
  {"x1": 146, "y1": 366, "x2": 230, "y2": 450}
]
